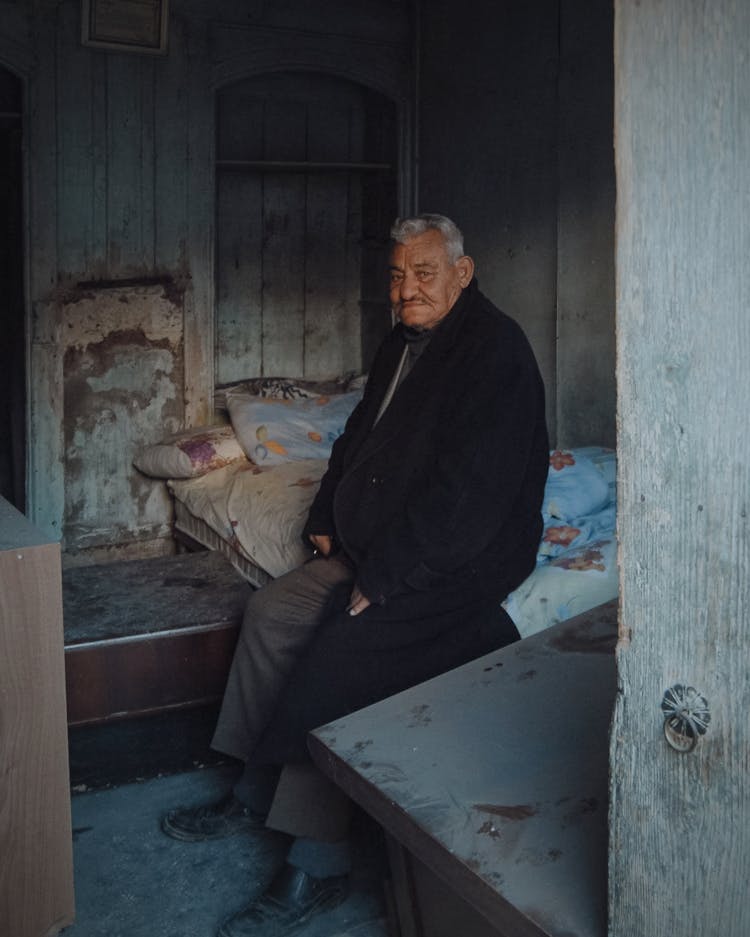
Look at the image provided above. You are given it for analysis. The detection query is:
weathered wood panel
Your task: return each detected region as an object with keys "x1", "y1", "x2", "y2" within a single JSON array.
[
  {"x1": 260, "y1": 96, "x2": 308, "y2": 376},
  {"x1": 182, "y1": 18, "x2": 214, "y2": 425},
  {"x1": 0, "y1": 67, "x2": 25, "y2": 511},
  {"x1": 56, "y1": 0, "x2": 107, "y2": 279},
  {"x1": 555, "y1": 0, "x2": 615, "y2": 449},
  {"x1": 26, "y1": 3, "x2": 65, "y2": 541},
  {"x1": 304, "y1": 173, "x2": 359, "y2": 378},
  {"x1": 0, "y1": 498, "x2": 74, "y2": 937},
  {"x1": 14, "y1": 0, "x2": 409, "y2": 552},
  {"x1": 304, "y1": 95, "x2": 362, "y2": 378},
  {"x1": 215, "y1": 72, "x2": 391, "y2": 383},
  {"x1": 262, "y1": 170, "x2": 307, "y2": 376},
  {"x1": 153, "y1": 12, "x2": 190, "y2": 275},
  {"x1": 611, "y1": 2, "x2": 750, "y2": 934},
  {"x1": 417, "y1": 1, "x2": 561, "y2": 440},
  {"x1": 106, "y1": 55, "x2": 156, "y2": 273},
  {"x1": 216, "y1": 172, "x2": 265, "y2": 379}
]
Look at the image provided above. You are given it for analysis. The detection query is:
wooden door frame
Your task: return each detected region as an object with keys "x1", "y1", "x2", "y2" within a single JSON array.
[
  {"x1": 611, "y1": 2, "x2": 749, "y2": 934},
  {"x1": 1, "y1": 22, "x2": 61, "y2": 540}
]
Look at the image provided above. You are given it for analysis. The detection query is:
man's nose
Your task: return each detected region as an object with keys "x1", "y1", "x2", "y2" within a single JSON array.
[{"x1": 399, "y1": 271, "x2": 419, "y2": 299}]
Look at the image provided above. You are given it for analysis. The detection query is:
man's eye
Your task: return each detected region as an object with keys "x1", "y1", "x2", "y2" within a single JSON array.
[
  {"x1": 390, "y1": 273, "x2": 403, "y2": 283},
  {"x1": 417, "y1": 271, "x2": 432, "y2": 280}
]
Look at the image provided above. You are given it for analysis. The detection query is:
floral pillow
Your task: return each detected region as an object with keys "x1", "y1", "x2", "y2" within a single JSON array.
[
  {"x1": 214, "y1": 374, "x2": 365, "y2": 410},
  {"x1": 133, "y1": 424, "x2": 249, "y2": 479},
  {"x1": 226, "y1": 389, "x2": 363, "y2": 466}
]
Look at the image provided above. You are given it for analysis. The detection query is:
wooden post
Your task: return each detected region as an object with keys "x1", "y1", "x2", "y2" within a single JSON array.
[{"x1": 612, "y1": 2, "x2": 750, "y2": 934}]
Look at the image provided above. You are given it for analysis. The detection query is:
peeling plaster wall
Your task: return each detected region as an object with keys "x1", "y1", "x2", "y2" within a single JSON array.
[{"x1": 61, "y1": 285, "x2": 184, "y2": 558}]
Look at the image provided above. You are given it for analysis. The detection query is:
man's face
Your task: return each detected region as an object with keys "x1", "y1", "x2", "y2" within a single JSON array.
[{"x1": 389, "y1": 229, "x2": 474, "y2": 331}]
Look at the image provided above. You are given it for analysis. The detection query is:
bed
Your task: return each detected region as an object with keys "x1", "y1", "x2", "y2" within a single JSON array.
[{"x1": 133, "y1": 377, "x2": 618, "y2": 639}]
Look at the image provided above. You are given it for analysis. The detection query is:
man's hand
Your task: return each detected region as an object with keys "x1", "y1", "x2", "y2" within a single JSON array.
[
  {"x1": 347, "y1": 585, "x2": 371, "y2": 616},
  {"x1": 309, "y1": 534, "x2": 333, "y2": 557}
]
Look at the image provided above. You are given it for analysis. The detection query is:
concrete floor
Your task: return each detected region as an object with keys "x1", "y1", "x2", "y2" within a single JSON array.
[{"x1": 62, "y1": 762, "x2": 390, "y2": 937}]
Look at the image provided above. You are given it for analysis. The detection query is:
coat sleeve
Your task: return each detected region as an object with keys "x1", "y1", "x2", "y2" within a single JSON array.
[{"x1": 355, "y1": 325, "x2": 547, "y2": 604}]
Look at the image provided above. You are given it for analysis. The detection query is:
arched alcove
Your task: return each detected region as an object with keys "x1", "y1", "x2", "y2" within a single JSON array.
[{"x1": 214, "y1": 70, "x2": 400, "y2": 384}]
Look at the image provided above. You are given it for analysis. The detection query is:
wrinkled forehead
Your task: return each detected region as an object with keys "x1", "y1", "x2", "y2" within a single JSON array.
[{"x1": 389, "y1": 229, "x2": 452, "y2": 269}]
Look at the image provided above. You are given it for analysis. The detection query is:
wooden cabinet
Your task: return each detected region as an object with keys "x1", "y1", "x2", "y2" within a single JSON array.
[{"x1": 0, "y1": 497, "x2": 75, "y2": 936}]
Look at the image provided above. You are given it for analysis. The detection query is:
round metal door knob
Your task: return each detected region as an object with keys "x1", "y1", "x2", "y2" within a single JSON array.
[{"x1": 661, "y1": 684, "x2": 711, "y2": 753}]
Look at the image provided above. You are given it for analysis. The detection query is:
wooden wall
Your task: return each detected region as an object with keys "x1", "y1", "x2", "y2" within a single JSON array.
[
  {"x1": 215, "y1": 72, "x2": 397, "y2": 385},
  {"x1": 611, "y1": 1, "x2": 750, "y2": 933},
  {"x1": 1, "y1": 0, "x2": 616, "y2": 558},
  {"x1": 417, "y1": 0, "x2": 615, "y2": 447},
  {"x1": 0, "y1": 65, "x2": 24, "y2": 511},
  {"x1": 556, "y1": 0, "x2": 616, "y2": 449},
  {"x1": 1, "y1": 0, "x2": 410, "y2": 558}
]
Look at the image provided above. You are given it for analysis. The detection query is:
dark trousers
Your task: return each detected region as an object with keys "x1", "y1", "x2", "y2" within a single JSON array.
[{"x1": 212, "y1": 555, "x2": 355, "y2": 841}]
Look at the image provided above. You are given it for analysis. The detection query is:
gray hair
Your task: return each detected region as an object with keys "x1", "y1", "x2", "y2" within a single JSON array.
[{"x1": 390, "y1": 213, "x2": 465, "y2": 264}]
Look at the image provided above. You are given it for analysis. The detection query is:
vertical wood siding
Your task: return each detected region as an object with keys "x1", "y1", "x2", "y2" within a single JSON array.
[
  {"x1": 215, "y1": 73, "x2": 382, "y2": 384},
  {"x1": 612, "y1": 2, "x2": 750, "y2": 934},
  {"x1": 555, "y1": 0, "x2": 616, "y2": 449},
  {"x1": 417, "y1": 2, "x2": 562, "y2": 441}
]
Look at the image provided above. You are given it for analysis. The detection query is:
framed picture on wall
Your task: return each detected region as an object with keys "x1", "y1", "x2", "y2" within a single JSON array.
[{"x1": 81, "y1": 0, "x2": 169, "y2": 55}]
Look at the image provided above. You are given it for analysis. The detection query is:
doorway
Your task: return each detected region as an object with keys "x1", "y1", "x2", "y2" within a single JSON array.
[{"x1": 0, "y1": 66, "x2": 24, "y2": 512}]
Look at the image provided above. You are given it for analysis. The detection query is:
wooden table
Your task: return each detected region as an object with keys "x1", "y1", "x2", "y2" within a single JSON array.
[{"x1": 309, "y1": 600, "x2": 618, "y2": 937}]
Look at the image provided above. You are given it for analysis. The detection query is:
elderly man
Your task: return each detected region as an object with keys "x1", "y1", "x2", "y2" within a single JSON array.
[{"x1": 163, "y1": 214, "x2": 549, "y2": 937}]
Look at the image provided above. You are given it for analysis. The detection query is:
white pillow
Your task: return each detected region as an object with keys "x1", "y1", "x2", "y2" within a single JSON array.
[{"x1": 133, "y1": 425, "x2": 248, "y2": 479}]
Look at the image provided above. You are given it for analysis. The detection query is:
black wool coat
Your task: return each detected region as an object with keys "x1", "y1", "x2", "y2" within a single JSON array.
[{"x1": 251, "y1": 279, "x2": 549, "y2": 764}]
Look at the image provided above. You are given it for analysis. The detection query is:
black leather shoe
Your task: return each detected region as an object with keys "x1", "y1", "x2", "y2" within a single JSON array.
[
  {"x1": 217, "y1": 863, "x2": 349, "y2": 937},
  {"x1": 161, "y1": 793, "x2": 266, "y2": 842}
]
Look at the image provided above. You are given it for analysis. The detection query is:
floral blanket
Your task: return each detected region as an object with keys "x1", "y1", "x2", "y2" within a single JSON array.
[
  {"x1": 169, "y1": 445, "x2": 617, "y2": 638},
  {"x1": 502, "y1": 446, "x2": 618, "y2": 638}
]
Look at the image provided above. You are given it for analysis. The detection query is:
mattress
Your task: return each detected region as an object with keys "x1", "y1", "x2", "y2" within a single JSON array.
[
  {"x1": 168, "y1": 458, "x2": 329, "y2": 589},
  {"x1": 173, "y1": 498, "x2": 272, "y2": 590},
  {"x1": 168, "y1": 447, "x2": 619, "y2": 638}
]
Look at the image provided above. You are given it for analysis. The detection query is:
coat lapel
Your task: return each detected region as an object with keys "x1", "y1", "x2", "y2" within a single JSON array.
[{"x1": 344, "y1": 282, "x2": 474, "y2": 472}]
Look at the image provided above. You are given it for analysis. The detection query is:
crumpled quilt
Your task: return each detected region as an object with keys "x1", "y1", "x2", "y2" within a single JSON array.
[
  {"x1": 169, "y1": 446, "x2": 618, "y2": 639},
  {"x1": 169, "y1": 458, "x2": 327, "y2": 579},
  {"x1": 503, "y1": 446, "x2": 618, "y2": 638}
]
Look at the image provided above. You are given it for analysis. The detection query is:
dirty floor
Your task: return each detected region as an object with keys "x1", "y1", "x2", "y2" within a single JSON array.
[{"x1": 61, "y1": 713, "x2": 391, "y2": 937}]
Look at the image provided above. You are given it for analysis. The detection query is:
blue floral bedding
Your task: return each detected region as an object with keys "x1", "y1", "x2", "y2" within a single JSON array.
[{"x1": 503, "y1": 446, "x2": 618, "y2": 638}]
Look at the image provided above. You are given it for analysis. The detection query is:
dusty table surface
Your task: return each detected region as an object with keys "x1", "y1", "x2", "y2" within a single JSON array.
[{"x1": 310, "y1": 600, "x2": 618, "y2": 937}]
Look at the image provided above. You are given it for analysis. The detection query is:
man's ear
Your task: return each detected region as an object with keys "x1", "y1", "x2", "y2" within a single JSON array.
[{"x1": 456, "y1": 255, "x2": 475, "y2": 287}]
